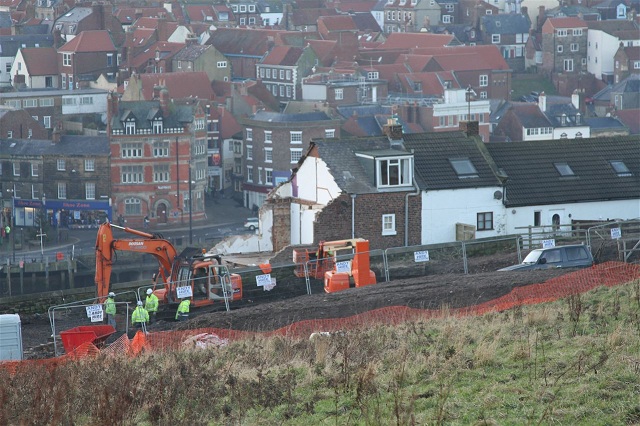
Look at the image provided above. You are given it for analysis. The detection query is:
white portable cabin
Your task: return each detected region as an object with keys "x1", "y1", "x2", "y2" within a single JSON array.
[{"x1": 0, "y1": 314, "x2": 23, "y2": 361}]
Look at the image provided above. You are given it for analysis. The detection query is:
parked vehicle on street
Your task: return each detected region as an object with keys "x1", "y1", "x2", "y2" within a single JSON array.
[
  {"x1": 244, "y1": 217, "x2": 259, "y2": 231},
  {"x1": 498, "y1": 244, "x2": 594, "y2": 271}
]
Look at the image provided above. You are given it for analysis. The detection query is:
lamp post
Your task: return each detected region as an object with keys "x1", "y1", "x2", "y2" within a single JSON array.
[
  {"x1": 36, "y1": 194, "x2": 47, "y2": 256},
  {"x1": 188, "y1": 161, "x2": 193, "y2": 245}
]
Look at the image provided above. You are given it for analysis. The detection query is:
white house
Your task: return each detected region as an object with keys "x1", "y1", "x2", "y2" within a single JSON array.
[{"x1": 587, "y1": 20, "x2": 639, "y2": 81}]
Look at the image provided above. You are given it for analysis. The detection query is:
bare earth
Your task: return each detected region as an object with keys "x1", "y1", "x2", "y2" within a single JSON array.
[{"x1": 20, "y1": 264, "x2": 571, "y2": 359}]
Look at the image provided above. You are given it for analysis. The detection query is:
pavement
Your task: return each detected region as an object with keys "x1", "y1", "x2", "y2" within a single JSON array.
[{"x1": 2, "y1": 195, "x2": 255, "y2": 259}]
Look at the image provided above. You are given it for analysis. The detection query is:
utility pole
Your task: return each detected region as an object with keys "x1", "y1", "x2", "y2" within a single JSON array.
[{"x1": 188, "y1": 161, "x2": 193, "y2": 245}]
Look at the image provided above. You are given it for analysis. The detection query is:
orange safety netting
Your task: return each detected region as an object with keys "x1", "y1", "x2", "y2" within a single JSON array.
[{"x1": 2, "y1": 261, "x2": 639, "y2": 375}]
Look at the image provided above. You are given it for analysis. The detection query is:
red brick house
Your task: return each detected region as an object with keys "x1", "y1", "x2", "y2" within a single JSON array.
[
  {"x1": 57, "y1": 30, "x2": 118, "y2": 90},
  {"x1": 108, "y1": 91, "x2": 209, "y2": 227}
]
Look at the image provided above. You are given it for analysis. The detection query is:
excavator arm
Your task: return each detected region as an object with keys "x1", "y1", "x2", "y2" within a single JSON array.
[{"x1": 95, "y1": 222, "x2": 178, "y2": 301}]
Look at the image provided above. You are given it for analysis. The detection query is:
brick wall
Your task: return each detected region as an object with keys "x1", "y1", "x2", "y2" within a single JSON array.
[
  {"x1": 271, "y1": 197, "x2": 292, "y2": 252},
  {"x1": 314, "y1": 191, "x2": 421, "y2": 250}
]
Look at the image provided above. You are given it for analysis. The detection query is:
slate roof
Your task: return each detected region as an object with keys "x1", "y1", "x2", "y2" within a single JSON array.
[
  {"x1": 586, "y1": 19, "x2": 637, "y2": 34},
  {"x1": 0, "y1": 34, "x2": 53, "y2": 57},
  {"x1": 509, "y1": 103, "x2": 553, "y2": 128},
  {"x1": 585, "y1": 116, "x2": 626, "y2": 130},
  {"x1": 485, "y1": 136, "x2": 640, "y2": 207},
  {"x1": 174, "y1": 44, "x2": 211, "y2": 61},
  {"x1": 0, "y1": 135, "x2": 109, "y2": 156},
  {"x1": 592, "y1": 73, "x2": 640, "y2": 101},
  {"x1": 311, "y1": 130, "x2": 501, "y2": 194},
  {"x1": 481, "y1": 13, "x2": 531, "y2": 35},
  {"x1": 110, "y1": 100, "x2": 196, "y2": 131},
  {"x1": 251, "y1": 110, "x2": 332, "y2": 123}
]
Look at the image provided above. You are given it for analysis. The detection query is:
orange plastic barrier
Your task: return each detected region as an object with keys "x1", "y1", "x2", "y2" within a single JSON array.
[{"x1": 2, "y1": 262, "x2": 638, "y2": 375}]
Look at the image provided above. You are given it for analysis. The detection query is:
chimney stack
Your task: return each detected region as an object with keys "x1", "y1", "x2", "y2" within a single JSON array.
[
  {"x1": 159, "y1": 87, "x2": 169, "y2": 116},
  {"x1": 460, "y1": 120, "x2": 479, "y2": 137},
  {"x1": 51, "y1": 124, "x2": 61, "y2": 144},
  {"x1": 538, "y1": 91, "x2": 546, "y2": 112},
  {"x1": 383, "y1": 117, "x2": 403, "y2": 141}
]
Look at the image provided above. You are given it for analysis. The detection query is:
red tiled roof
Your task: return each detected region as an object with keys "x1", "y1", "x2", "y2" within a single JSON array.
[
  {"x1": 58, "y1": 30, "x2": 116, "y2": 53},
  {"x1": 207, "y1": 28, "x2": 289, "y2": 57},
  {"x1": 623, "y1": 46, "x2": 640, "y2": 61},
  {"x1": 115, "y1": 7, "x2": 169, "y2": 24},
  {"x1": 327, "y1": 0, "x2": 377, "y2": 13},
  {"x1": 375, "y1": 63, "x2": 411, "y2": 81},
  {"x1": 122, "y1": 28, "x2": 156, "y2": 48},
  {"x1": 132, "y1": 72, "x2": 214, "y2": 99},
  {"x1": 133, "y1": 17, "x2": 179, "y2": 34},
  {"x1": 307, "y1": 39, "x2": 337, "y2": 65},
  {"x1": 318, "y1": 15, "x2": 357, "y2": 32},
  {"x1": 397, "y1": 71, "x2": 458, "y2": 95},
  {"x1": 217, "y1": 106, "x2": 243, "y2": 139},
  {"x1": 185, "y1": 5, "x2": 216, "y2": 22},
  {"x1": 21, "y1": 47, "x2": 58, "y2": 76},
  {"x1": 395, "y1": 54, "x2": 435, "y2": 72},
  {"x1": 380, "y1": 33, "x2": 456, "y2": 50},
  {"x1": 542, "y1": 17, "x2": 587, "y2": 32},
  {"x1": 261, "y1": 45, "x2": 304, "y2": 66},
  {"x1": 412, "y1": 45, "x2": 509, "y2": 70}
]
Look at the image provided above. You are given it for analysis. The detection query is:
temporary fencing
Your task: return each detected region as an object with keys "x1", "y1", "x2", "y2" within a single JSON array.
[{"x1": 2, "y1": 261, "x2": 638, "y2": 376}]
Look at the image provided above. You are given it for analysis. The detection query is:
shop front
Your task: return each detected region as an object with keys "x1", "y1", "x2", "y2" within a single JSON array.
[{"x1": 13, "y1": 199, "x2": 112, "y2": 229}]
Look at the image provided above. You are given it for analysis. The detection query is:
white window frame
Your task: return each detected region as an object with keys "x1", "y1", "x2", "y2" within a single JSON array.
[
  {"x1": 247, "y1": 166, "x2": 253, "y2": 183},
  {"x1": 85, "y1": 182, "x2": 95, "y2": 200},
  {"x1": 264, "y1": 130, "x2": 272, "y2": 143},
  {"x1": 265, "y1": 168, "x2": 273, "y2": 185},
  {"x1": 43, "y1": 116, "x2": 51, "y2": 128},
  {"x1": 58, "y1": 182, "x2": 66, "y2": 199},
  {"x1": 31, "y1": 163, "x2": 38, "y2": 177},
  {"x1": 217, "y1": 61, "x2": 227, "y2": 68},
  {"x1": 325, "y1": 129, "x2": 335, "y2": 138},
  {"x1": 290, "y1": 131, "x2": 302, "y2": 144},
  {"x1": 85, "y1": 159, "x2": 95, "y2": 171},
  {"x1": 334, "y1": 88, "x2": 344, "y2": 100},
  {"x1": 376, "y1": 157, "x2": 413, "y2": 187},
  {"x1": 246, "y1": 145, "x2": 253, "y2": 160},
  {"x1": 265, "y1": 147, "x2": 273, "y2": 163},
  {"x1": 63, "y1": 53, "x2": 71, "y2": 66},
  {"x1": 290, "y1": 148, "x2": 302, "y2": 163},
  {"x1": 570, "y1": 43, "x2": 578, "y2": 52},
  {"x1": 492, "y1": 34, "x2": 500, "y2": 44},
  {"x1": 564, "y1": 58, "x2": 573, "y2": 72},
  {"x1": 479, "y1": 75, "x2": 488, "y2": 86},
  {"x1": 57, "y1": 159, "x2": 65, "y2": 171},
  {"x1": 382, "y1": 214, "x2": 396, "y2": 236},
  {"x1": 246, "y1": 128, "x2": 253, "y2": 140}
]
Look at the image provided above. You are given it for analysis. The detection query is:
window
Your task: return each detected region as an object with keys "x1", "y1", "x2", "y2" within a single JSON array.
[
  {"x1": 154, "y1": 164, "x2": 170, "y2": 182},
  {"x1": 480, "y1": 91, "x2": 487, "y2": 99},
  {"x1": 446, "y1": 4, "x2": 454, "y2": 11},
  {"x1": 23, "y1": 99, "x2": 37, "y2": 108},
  {"x1": 121, "y1": 143, "x2": 142, "y2": 158},
  {"x1": 43, "y1": 116, "x2": 51, "y2": 128},
  {"x1": 557, "y1": 45, "x2": 563, "y2": 53},
  {"x1": 153, "y1": 141, "x2": 169, "y2": 157},
  {"x1": 264, "y1": 131, "x2": 272, "y2": 143},
  {"x1": 246, "y1": 145, "x2": 253, "y2": 160},
  {"x1": 534, "y1": 211, "x2": 541, "y2": 227},
  {"x1": 85, "y1": 159, "x2": 95, "y2": 171},
  {"x1": 240, "y1": 4, "x2": 246, "y2": 12},
  {"x1": 265, "y1": 147, "x2": 272, "y2": 163},
  {"x1": 279, "y1": 70, "x2": 284, "y2": 79},
  {"x1": 334, "y1": 88, "x2": 343, "y2": 100},
  {"x1": 610, "y1": 160, "x2": 632, "y2": 177},
  {"x1": 266, "y1": 69, "x2": 271, "y2": 78},
  {"x1": 449, "y1": 158, "x2": 478, "y2": 178},
  {"x1": 634, "y1": 61, "x2": 640, "y2": 69},
  {"x1": 246, "y1": 128, "x2": 253, "y2": 140},
  {"x1": 125, "y1": 120, "x2": 136, "y2": 135},
  {"x1": 58, "y1": 182, "x2": 66, "y2": 199},
  {"x1": 12, "y1": 162, "x2": 19, "y2": 176},
  {"x1": 377, "y1": 213, "x2": 396, "y2": 236},
  {"x1": 31, "y1": 163, "x2": 38, "y2": 177},
  {"x1": 177, "y1": 60, "x2": 182, "y2": 69},
  {"x1": 442, "y1": 15, "x2": 451, "y2": 23},
  {"x1": 564, "y1": 59, "x2": 573, "y2": 72},
  {"x1": 217, "y1": 61, "x2": 227, "y2": 68},
  {"x1": 325, "y1": 129, "x2": 335, "y2": 138},
  {"x1": 107, "y1": 53, "x2": 113, "y2": 67},
  {"x1": 247, "y1": 166, "x2": 253, "y2": 182},
  {"x1": 572, "y1": 29, "x2": 582, "y2": 36},
  {"x1": 290, "y1": 148, "x2": 302, "y2": 163},
  {"x1": 368, "y1": 71, "x2": 379, "y2": 79},
  {"x1": 7, "y1": 130, "x2": 12, "y2": 138},
  {"x1": 570, "y1": 43, "x2": 578, "y2": 52},
  {"x1": 259, "y1": 68, "x2": 265, "y2": 78},
  {"x1": 279, "y1": 85, "x2": 284, "y2": 97},
  {"x1": 290, "y1": 131, "x2": 302, "y2": 143},
  {"x1": 63, "y1": 53, "x2": 71, "y2": 66},
  {"x1": 57, "y1": 159, "x2": 65, "y2": 171},
  {"x1": 6, "y1": 99, "x2": 20, "y2": 108},
  {"x1": 85, "y1": 182, "x2": 95, "y2": 200},
  {"x1": 477, "y1": 212, "x2": 493, "y2": 231},
  {"x1": 121, "y1": 165, "x2": 144, "y2": 183},
  {"x1": 554, "y1": 162, "x2": 574, "y2": 176},
  {"x1": 492, "y1": 34, "x2": 500, "y2": 44},
  {"x1": 286, "y1": 70, "x2": 291, "y2": 80},
  {"x1": 377, "y1": 157, "x2": 412, "y2": 187},
  {"x1": 557, "y1": 29, "x2": 567, "y2": 37},
  {"x1": 479, "y1": 75, "x2": 488, "y2": 87},
  {"x1": 5, "y1": 63, "x2": 10, "y2": 72},
  {"x1": 28, "y1": 129, "x2": 32, "y2": 138},
  {"x1": 265, "y1": 168, "x2": 273, "y2": 185},
  {"x1": 152, "y1": 119, "x2": 163, "y2": 134},
  {"x1": 124, "y1": 198, "x2": 141, "y2": 215},
  {"x1": 249, "y1": 4, "x2": 255, "y2": 11}
]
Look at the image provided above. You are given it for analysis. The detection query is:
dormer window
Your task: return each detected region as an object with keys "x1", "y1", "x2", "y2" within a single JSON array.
[
  {"x1": 378, "y1": 156, "x2": 413, "y2": 187},
  {"x1": 575, "y1": 112, "x2": 581, "y2": 124},
  {"x1": 449, "y1": 158, "x2": 478, "y2": 179},
  {"x1": 125, "y1": 118, "x2": 136, "y2": 135},
  {"x1": 152, "y1": 117, "x2": 163, "y2": 134}
]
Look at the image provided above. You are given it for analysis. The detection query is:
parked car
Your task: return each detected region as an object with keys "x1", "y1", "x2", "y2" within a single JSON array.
[
  {"x1": 244, "y1": 217, "x2": 259, "y2": 231},
  {"x1": 498, "y1": 244, "x2": 594, "y2": 271}
]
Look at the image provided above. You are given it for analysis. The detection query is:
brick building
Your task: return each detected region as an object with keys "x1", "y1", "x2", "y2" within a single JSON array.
[{"x1": 108, "y1": 90, "x2": 209, "y2": 227}]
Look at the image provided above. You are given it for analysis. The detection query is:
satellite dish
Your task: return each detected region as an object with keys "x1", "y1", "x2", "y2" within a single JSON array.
[{"x1": 493, "y1": 190, "x2": 503, "y2": 200}]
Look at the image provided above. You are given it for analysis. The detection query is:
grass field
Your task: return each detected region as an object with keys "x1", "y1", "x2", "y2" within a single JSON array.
[
  {"x1": 2, "y1": 279, "x2": 640, "y2": 425},
  {"x1": 511, "y1": 75, "x2": 558, "y2": 101}
]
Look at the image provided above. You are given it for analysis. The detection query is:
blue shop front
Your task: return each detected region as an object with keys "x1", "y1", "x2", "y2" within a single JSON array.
[{"x1": 13, "y1": 199, "x2": 112, "y2": 229}]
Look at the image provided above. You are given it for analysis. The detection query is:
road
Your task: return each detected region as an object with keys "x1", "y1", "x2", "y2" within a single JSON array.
[{"x1": 1, "y1": 196, "x2": 255, "y2": 265}]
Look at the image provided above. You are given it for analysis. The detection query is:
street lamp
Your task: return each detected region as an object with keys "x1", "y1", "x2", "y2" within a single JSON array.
[
  {"x1": 188, "y1": 161, "x2": 193, "y2": 245},
  {"x1": 37, "y1": 194, "x2": 46, "y2": 256}
]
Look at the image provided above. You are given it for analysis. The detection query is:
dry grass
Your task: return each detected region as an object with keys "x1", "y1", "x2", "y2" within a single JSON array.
[{"x1": 2, "y1": 280, "x2": 640, "y2": 425}]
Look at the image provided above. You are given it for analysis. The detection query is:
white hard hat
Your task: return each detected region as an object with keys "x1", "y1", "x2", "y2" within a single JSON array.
[
  {"x1": 137, "y1": 300, "x2": 143, "y2": 306},
  {"x1": 108, "y1": 292, "x2": 115, "y2": 297},
  {"x1": 146, "y1": 288, "x2": 153, "y2": 295}
]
